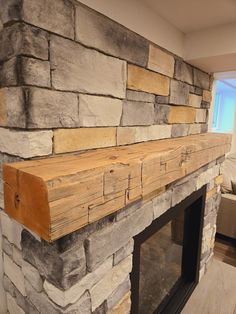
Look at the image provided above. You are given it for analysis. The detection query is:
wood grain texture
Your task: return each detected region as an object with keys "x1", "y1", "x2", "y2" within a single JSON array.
[{"x1": 3, "y1": 133, "x2": 231, "y2": 242}]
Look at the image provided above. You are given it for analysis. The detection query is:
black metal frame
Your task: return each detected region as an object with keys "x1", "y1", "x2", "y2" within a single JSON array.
[{"x1": 130, "y1": 185, "x2": 207, "y2": 314}]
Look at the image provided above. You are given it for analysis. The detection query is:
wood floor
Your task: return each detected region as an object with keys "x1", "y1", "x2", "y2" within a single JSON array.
[
  {"x1": 181, "y1": 258, "x2": 236, "y2": 314},
  {"x1": 214, "y1": 236, "x2": 236, "y2": 268}
]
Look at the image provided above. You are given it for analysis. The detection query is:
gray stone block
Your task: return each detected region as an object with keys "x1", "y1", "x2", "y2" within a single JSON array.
[
  {"x1": 0, "y1": 0, "x2": 74, "y2": 39},
  {"x1": 201, "y1": 101, "x2": 210, "y2": 109},
  {"x1": 172, "y1": 178, "x2": 197, "y2": 207},
  {"x1": 22, "y1": 230, "x2": 86, "y2": 290},
  {"x1": 174, "y1": 59, "x2": 193, "y2": 85},
  {"x1": 169, "y1": 80, "x2": 189, "y2": 105},
  {"x1": 26, "y1": 283, "x2": 91, "y2": 314},
  {"x1": 2, "y1": 237, "x2": 13, "y2": 257},
  {"x1": 113, "y1": 240, "x2": 134, "y2": 266},
  {"x1": 154, "y1": 104, "x2": 170, "y2": 124},
  {"x1": 121, "y1": 100, "x2": 154, "y2": 126},
  {"x1": 51, "y1": 35, "x2": 126, "y2": 98},
  {"x1": 28, "y1": 88, "x2": 79, "y2": 128},
  {"x1": 193, "y1": 68, "x2": 210, "y2": 90},
  {"x1": 0, "y1": 23, "x2": 49, "y2": 62},
  {"x1": 0, "y1": 87, "x2": 26, "y2": 128},
  {"x1": 153, "y1": 190, "x2": 172, "y2": 220},
  {"x1": 93, "y1": 301, "x2": 108, "y2": 314},
  {"x1": 75, "y1": 4, "x2": 149, "y2": 67},
  {"x1": 0, "y1": 58, "x2": 18, "y2": 87},
  {"x1": 171, "y1": 124, "x2": 189, "y2": 138},
  {"x1": 0, "y1": 0, "x2": 21, "y2": 25},
  {"x1": 201, "y1": 124, "x2": 208, "y2": 133},
  {"x1": 22, "y1": 0, "x2": 74, "y2": 39},
  {"x1": 155, "y1": 95, "x2": 169, "y2": 104},
  {"x1": 85, "y1": 201, "x2": 153, "y2": 271},
  {"x1": 189, "y1": 86, "x2": 203, "y2": 96},
  {"x1": 126, "y1": 90, "x2": 155, "y2": 103},
  {"x1": 3, "y1": 275, "x2": 28, "y2": 312},
  {"x1": 20, "y1": 57, "x2": 51, "y2": 87},
  {"x1": 107, "y1": 277, "x2": 130, "y2": 310}
]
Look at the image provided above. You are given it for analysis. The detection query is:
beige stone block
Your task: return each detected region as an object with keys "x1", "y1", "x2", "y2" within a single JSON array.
[
  {"x1": 189, "y1": 94, "x2": 202, "y2": 108},
  {"x1": 79, "y1": 95, "x2": 122, "y2": 127},
  {"x1": 196, "y1": 109, "x2": 207, "y2": 123},
  {"x1": 0, "y1": 212, "x2": 22, "y2": 249},
  {"x1": 203, "y1": 90, "x2": 212, "y2": 103},
  {"x1": 117, "y1": 125, "x2": 172, "y2": 145},
  {"x1": 54, "y1": 128, "x2": 116, "y2": 154},
  {"x1": 3, "y1": 254, "x2": 26, "y2": 296},
  {"x1": 189, "y1": 124, "x2": 201, "y2": 135},
  {"x1": 90, "y1": 255, "x2": 132, "y2": 311},
  {"x1": 117, "y1": 127, "x2": 136, "y2": 146},
  {"x1": 0, "y1": 128, "x2": 53, "y2": 158},
  {"x1": 168, "y1": 106, "x2": 196, "y2": 124},
  {"x1": 135, "y1": 125, "x2": 172, "y2": 142},
  {"x1": 22, "y1": 260, "x2": 43, "y2": 293},
  {"x1": 148, "y1": 44, "x2": 175, "y2": 77},
  {"x1": 6, "y1": 293, "x2": 25, "y2": 314},
  {"x1": 12, "y1": 247, "x2": 23, "y2": 267},
  {"x1": 127, "y1": 65, "x2": 170, "y2": 96}
]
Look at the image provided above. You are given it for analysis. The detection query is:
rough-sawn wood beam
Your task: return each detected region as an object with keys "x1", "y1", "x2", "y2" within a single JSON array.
[{"x1": 3, "y1": 133, "x2": 231, "y2": 242}]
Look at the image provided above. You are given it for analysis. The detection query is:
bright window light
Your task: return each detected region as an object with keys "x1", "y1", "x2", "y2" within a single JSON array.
[{"x1": 212, "y1": 81, "x2": 236, "y2": 133}]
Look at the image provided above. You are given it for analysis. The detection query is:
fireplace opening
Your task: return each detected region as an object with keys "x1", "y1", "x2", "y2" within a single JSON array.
[{"x1": 131, "y1": 186, "x2": 206, "y2": 314}]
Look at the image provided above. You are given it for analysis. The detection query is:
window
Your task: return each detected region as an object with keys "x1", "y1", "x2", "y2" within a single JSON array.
[{"x1": 212, "y1": 81, "x2": 236, "y2": 133}]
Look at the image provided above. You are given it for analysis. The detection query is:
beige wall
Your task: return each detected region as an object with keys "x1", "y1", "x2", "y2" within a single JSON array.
[
  {"x1": 78, "y1": 0, "x2": 184, "y2": 57},
  {"x1": 230, "y1": 110, "x2": 236, "y2": 154}
]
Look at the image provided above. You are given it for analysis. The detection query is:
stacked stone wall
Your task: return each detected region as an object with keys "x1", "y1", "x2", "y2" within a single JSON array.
[{"x1": 0, "y1": 1, "x2": 217, "y2": 313}]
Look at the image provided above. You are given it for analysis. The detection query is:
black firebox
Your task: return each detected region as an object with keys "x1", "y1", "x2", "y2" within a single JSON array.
[{"x1": 131, "y1": 186, "x2": 206, "y2": 314}]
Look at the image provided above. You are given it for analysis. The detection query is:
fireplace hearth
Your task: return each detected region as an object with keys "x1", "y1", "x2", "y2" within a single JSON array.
[{"x1": 131, "y1": 186, "x2": 206, "y2": 314}]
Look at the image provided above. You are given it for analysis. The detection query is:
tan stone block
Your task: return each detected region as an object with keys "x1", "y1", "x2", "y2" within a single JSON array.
[
  {"x1": 127, "y1": 65, "x2": 170, "y2": 96},
  {"x1": 215, "y1": 175, "x2": 223, "y2": 186},
  {"x1": 54, "y1": 128, "x2": 116, "y2": 154},
  {"x1": 109, "y1": 292, "x2": 131, "y2": 314},
  {"x1": 203, "y1": 90, "x2": 212, "y2": 103},
  {"x1": 168, "y1": 106, "x2": 196, "y2": 124},
  {"x1": 188, "y1": 94, "x2": 202, "y2": 108},
  {"x1": 206, "y1": 187, "x2": 217, "y2": 200},
  {"x1": 148, "y1": 44, "x2": 175, "y2": 77}
]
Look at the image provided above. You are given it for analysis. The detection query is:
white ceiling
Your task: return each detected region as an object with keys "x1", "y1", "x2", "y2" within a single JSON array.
[{"x1": 143, "y1": 0, "x2": 236, "y2": 33}]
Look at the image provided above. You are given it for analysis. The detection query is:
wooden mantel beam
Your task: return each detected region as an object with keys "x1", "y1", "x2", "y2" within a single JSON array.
[{"x1": 3, "y1": 133, "x2": 231, "y2": 242}]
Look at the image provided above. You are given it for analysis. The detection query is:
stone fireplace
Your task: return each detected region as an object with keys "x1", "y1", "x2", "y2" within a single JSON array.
[{"x1": 0, "y1": 1, "x2": 231, "y2": 313}]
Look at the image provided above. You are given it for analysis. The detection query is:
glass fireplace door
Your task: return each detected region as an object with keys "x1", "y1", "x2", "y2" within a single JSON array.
[{"x1": 131, "y1": 186, "x2": 206, "y2": 314}]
